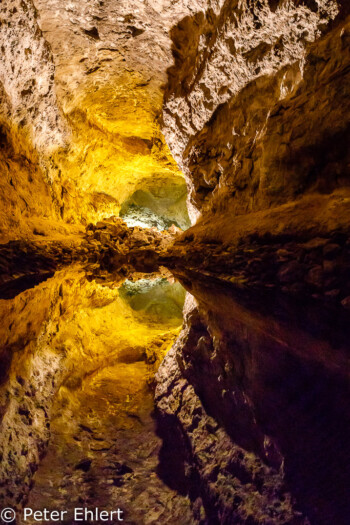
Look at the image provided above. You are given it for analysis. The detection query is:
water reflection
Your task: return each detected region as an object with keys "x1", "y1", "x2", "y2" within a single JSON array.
[
  {"x1": 0, "y1": 267, "x2": 188, "y2": 524},
  {"x1": 171, "y1": 272, "x2": 350, "y2": 525},
  {"x1": 2, "y1": 262, "x2": 350, "y2": 524},
  {"x1": 119, "y1": 278, "x2": 186, "y2": 326}
]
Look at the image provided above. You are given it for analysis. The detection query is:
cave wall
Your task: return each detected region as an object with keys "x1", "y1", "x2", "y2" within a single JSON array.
[
  {"x1": 161, "y1": 0, "x2": 350, "y2": 308},
  {"x1": 1, "y1": 0, "x2": 348, "y2": 234},
  {"x1": 0, "y1": 127, "x2": 53, "y2": 242},
  {"x1": 155, "y1": 295, "x2": 307, "y2": 525},
  {"x1": 26, "y1": 0, "x2": 210, "y2": 226},
  {"x1": 156, "y1": 282, "x2": 350, "y2": 524},
  {"x1": 0, "y1": 0, "x2": 67, "y2": 152},
  {"x1": 0, "y1": 0, "x2": 69, "y2": 241},
  {"x1": 0, "y1": 0, "x2": 207, "y2": 241},
  {"x1": 1, "y1": 0, "x2": 350, "y2": 523},
  {"x1": 155, "y1": 2, "x2": 350, "y2": 524},
  {"x1": 0, "y1": 268, "x2": 183, "y2": 510},
  {"x1": 162, "y1": 0, "x2": 349, "y2": 222}
]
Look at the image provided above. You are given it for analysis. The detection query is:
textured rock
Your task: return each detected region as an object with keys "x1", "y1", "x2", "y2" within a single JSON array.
[
  {"x1": 0, "y1": 0, "x2": 67, "y2": 239},
  {"x1": 29, "y1": 0, "x2": 208, "y2": 225},
  {"x1": 0, "y1": 268, "x2": 185, "y2": 516},
  {"x1": 160, "y1": 0, "x2": 350, "y2": 305},
  {"x1": 0, "y1": 0, "x2": 201, "y2": 238},
  {"x1": 162, "y1": 227, "x2": 350, "y2": 308},
  {"x1": 162, "y1": 0, "x2": 347, "y2": 217},
  {"x1": 0, "y1": 0, "x2": 67, "y2": 153},
  {"x1": 0, "y1": 126, "x2": 58, "y2": 242},
  {"x1": 155, "y1": 296, "x2": 306, "y2": 524},
  {"x1": 0, "y1": 216, "x2": 180, "y2": 294},
  {"x1": 1, "y1": 1, "x2": 350, "y2": 524},
  {"x1": 156, "y1": 279, "x2": 350, "y2": 524}
]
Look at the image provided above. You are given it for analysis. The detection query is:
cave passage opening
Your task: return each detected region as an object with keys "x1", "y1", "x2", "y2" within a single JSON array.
[
  {"x1": 119, "y1": 178, "x2": 191, "y2": 231},
  {"x1": 119, "y1": 277, "x2": 186, "y2": 324}
]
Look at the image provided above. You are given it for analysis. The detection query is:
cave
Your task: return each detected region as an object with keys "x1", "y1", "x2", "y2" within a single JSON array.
[
  {"x1": 0, "y1": 1, "x2": 350, "y2": 524},
  {"x1": 119, "y1": 180, "x2": 190, "y2": 231}
]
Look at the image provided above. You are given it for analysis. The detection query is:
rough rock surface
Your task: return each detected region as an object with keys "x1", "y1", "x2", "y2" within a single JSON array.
[
  {"x1": 164, "y1": 224, "x2": 350, "y2": 309},
  {"x1": 0, "y1": 0, "x2": 201, "y2": 237},
  {"x1": 155, "y1": 297, "x2": 307, "y2": 525},
  {"x1": 0, "y1": 268, "x2": 188, "y2": 519},
  {"x1": 155, "y1": 4, "x2": 350, "y2": 521},
  {"x1": 162, "y1": 0, "x2": 348, "y2": 218},
  {"x1": 29, "y1": 0, "x2": 211, "y2": 225},
  {"x1": 156, "y1": 281, "x2": 350, "y2": 524},
  {"x1": 0, "y1": 0, "x2": 67, "y2": 152},
  {"x1": 0, "y1": 216, "x2": 181, "y2": 297}
]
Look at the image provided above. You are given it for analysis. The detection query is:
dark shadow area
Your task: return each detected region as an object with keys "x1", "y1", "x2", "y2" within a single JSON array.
[
  {"x1": 162, "y1": 272, "x2": 350, "y2": 525},
  {"x1": 0, "y1": 272, "x2": 54, "y2": 300}
]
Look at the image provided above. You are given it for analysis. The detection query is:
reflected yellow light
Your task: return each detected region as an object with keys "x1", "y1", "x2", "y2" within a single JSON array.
[{"x1": 1, "y1": 268, "x2": 183, "y2": 431}]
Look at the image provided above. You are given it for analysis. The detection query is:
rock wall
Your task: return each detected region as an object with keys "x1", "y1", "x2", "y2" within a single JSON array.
[
  {"x1": 0, "y1": 0, "x2": 67, "y2": 152},
  {"x1": 156, "y1": 279, "x2": 350, "y2": 524},
  {"x1": 160, "y1": 0, "x2": 350, "y2": 308},
  {"x1": 0, "y1": 0, "x2": 203, "y2": 240},
  {"x1": 0, "y1": 268, "x2": 183, "y2": 511},
  {"x1": 28, "y1": 0, "x2": 210, "y2": 226},
  {"x1": 0, "y1": 0, "x2": 69, "y2": 240},
  {"x1": 1, "y1": 0, "x2": 350, "y2": 523},
  {"x1": 162, "y1": 0, "x2": 349, "y2": 220},
  {"x1": 0, "y1": 275, "x2": 67, "y2": 507},
  {"x1": 155, "y1": 2, "x2": 350, "y2": 524},
  {"x1": 155, "y1": 295, "x2": 307, "y2": 525},
  {"x1": 0, "y1": 126, "x2": 53, "y2": 242}
]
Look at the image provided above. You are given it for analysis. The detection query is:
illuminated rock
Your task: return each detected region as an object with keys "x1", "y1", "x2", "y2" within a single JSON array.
[{"x1": 0, "y1": 269, "x2": 185, "y2": 515}]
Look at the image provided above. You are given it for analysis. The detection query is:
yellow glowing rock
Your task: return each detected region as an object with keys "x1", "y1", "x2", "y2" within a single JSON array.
[
  {"x1": 52, "y1": 72, "x2": 186, "y2": 226},
  {"x1": 1, "y1": 268, "x2": 182, "y2": 405}
]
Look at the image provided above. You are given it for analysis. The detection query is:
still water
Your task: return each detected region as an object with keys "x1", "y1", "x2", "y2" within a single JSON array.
[
  {"x1": 0, "y1": 267, "x2": 191, "y2": 524},
  {"x1": 1, "y1": 266, "x2": 350, "y2": 524}
]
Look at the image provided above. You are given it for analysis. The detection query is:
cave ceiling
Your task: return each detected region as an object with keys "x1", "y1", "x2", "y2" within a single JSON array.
[{"x1": 0, "y1": 0, "x2": 201, "y2": 239}]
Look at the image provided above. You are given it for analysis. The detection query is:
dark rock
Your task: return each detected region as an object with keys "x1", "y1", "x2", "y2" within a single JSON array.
[
  {"x1": 323, "y1": 243, "x2": 341, "y2": 259},
  {"x1": 305, "y1": 265, "x2": 324, "y2": 289},
  {"x1": 325, "y1": 289, "x2": 340, "y2": 300},
  {"x1": 278, "y1": 261, "x2": 305, "y2": 284},
  {"x1": 323, "y1": 259, "x2": 340, "y2": 274},
  {"x1": 75, "y1": 459, "x2": 92, "y2": 472},
  {"x1": 341, "y1": 296, "x2": 350, "y2": 310}
]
